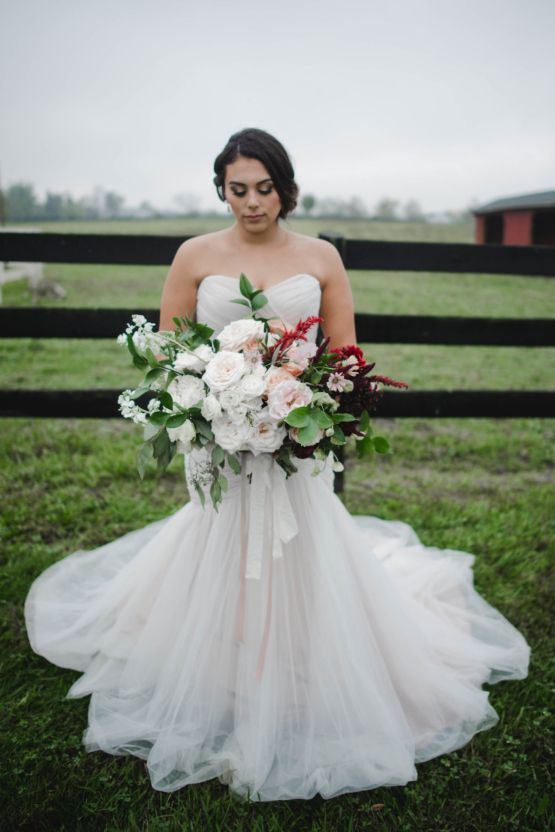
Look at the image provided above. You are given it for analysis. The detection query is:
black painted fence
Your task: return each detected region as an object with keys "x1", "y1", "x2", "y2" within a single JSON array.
[{"x1": 1, "y1": 230, "x2": 554, "y2": 491}]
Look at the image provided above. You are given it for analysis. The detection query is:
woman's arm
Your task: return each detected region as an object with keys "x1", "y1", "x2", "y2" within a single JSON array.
[
  {"x1": 318, "y1": 243, "x2": 357, "y2": 350},
  {"x1": 158, "y1": 241, "x2": 199, "y2": 332}
]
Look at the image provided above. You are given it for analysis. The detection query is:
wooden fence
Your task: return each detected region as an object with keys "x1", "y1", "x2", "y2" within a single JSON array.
[{"x1": 1, "y1": 230, "x2": 554, "y2": 492}]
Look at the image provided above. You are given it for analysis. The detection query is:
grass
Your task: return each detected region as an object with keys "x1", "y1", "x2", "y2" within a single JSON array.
[{"x1": 1, "y1": 217, "x2": 554, "y2": 830}]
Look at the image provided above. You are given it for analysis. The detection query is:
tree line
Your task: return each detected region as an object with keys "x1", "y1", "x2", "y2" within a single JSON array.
[{"x1": 0, "y1": 181, "x2": 474, "y2": 223}]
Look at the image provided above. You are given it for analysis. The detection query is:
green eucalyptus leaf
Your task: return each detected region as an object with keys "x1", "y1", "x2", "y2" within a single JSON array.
[
  {"x1": 166, "y1": 413, "x2": 189, "y2": 429},
  {"x1": 212, "y1": 444, "x2": 225, "y2": 467},
  {"x1": 194, "y1": 481, "x2": 206, "y2": 508},
  {"x1": 145, "y1": 367, "x2": 164, "y2": 383},
  {"x1": 333, "y1": 412, "x2": 356, "y2": 422},
  {"x1": 331, "y1": 425, "x2": 346, "y2": 445},
  {"x1": 356, "y1": 433, "x2": 375, "y2": 458},
  {"x1": 373, "y1": 435, "x2": 390, "y2": 454},
  {"x1": 297, "y1": 419, "x2": 321, "y2": 446},
  {"x1": 312, "y1": 408, "x2": 334, "y2": 428},
  {"x1": 136, "y1": 442, "x2": 154, "y2": 479},
  {"x1": 194, "y1": 419, "x2": 214, "y2": 440},
  {"x1": 226, "y1": 452, "x2": 241, "y2": 474},
  {"x1": 358, "y1": 409, "x2": 370, "y2": 434},
  {"x1": 285, "y1": 406, "x2": 311, "y2": 428},
  {"x1": 210, "y1": 478, "x2": 222, "y2": 511},
  {"x1": 251, "y1": 292, "x2": 268, "y2": 310},
  {"x1": 230, "y1": 298, "x2": 252, "y2": 308},
  {"x1": 158, "y1": 391, "x2": 173, "y2": 410},
  {"x1": 239, "y1": 272, "x2": 253, "y2": 297},
  {"x1": 148, "y1": 411, "x2": 167, "y2": 426}
]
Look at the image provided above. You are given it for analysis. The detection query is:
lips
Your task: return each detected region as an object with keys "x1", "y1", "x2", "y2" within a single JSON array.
[{"x1": 245, "y1": 214, "x2": 264, "y2": 219}]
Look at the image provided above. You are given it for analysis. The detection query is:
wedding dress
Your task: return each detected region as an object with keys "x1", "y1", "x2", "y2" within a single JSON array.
[{"x1": 24, "y1": 273, "x2": 531, "y2": 801}]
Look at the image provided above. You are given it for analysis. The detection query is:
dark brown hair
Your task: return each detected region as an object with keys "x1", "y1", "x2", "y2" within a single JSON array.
[{"x1": 213, "y1": 127, "x2": 299, "y2": 219}]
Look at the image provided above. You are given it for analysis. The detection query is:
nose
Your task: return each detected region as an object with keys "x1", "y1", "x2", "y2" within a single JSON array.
[{"x1": 246, "y1": 189, "x2": 261, "y2": 209}]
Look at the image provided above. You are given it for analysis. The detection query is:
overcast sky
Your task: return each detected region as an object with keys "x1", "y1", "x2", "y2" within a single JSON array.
[{"x1": 2, "y1": 0, "x2": 554, "y2": 213}]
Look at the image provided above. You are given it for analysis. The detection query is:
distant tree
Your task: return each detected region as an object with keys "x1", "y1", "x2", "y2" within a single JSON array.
[
  {"x1": 105, "y1": 191, "x2": 125, "y2": 217},
  {"x1": 345, "y1": 196, "x2": 368, "y2": 218},
  {"x1": 6, "y1": 182, "x2": 38, "y2": 221},
  {"x1": 43, "y1": 191, "x2": 64, "y2": 220},
  {"x1": 301, "y1": 194, "x2": 316, "y2": 215},
  {"x1": 374, "y1": 197, "x2": 399, "y2": 221},
  {"x1": 173, "y1": 192, "x2": 201, "y2": 215},
  {"x1": 403, "y1": 199, "x2": 426, "y2": 221}
]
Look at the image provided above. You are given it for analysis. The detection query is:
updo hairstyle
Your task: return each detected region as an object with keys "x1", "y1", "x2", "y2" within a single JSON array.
[{"x1": 213, "y1": 127, "x2": 299, "y2": 219}]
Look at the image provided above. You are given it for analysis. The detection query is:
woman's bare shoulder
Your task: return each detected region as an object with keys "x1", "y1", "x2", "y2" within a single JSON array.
[
  {"x1": 285, "y1": 230, "x2": 344, "y2": 286},
  {"x1": 174, "y1": 228, "x2": 229, "y2": 258}
]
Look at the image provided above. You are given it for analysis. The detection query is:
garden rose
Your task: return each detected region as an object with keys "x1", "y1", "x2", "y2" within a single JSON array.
[
  {"x1": 216, "y1": 319, "x2": 265, "y2": 352},
  {"x1": 168, "y1": 375, "x2": 206, "y2": 409},
  {"x1": 211, "y1": 415, "x2": 251, "y2": 453},
  {"x1": 202, "y1": 351, "x2": 246, "y2": 392},
  {"x1": 200, "y1": 393, "x2": 222, "y2": 421},
  {"x1": 264, "y1": 366, "x2": 296, "y2": 395},
  {"x1": 248, "y1": 412, "x2": 287, "y2": 455},
  {"x1": 267, "y1": 379, "x2": 313, "y2": 421},
  {"x1": 167, "y1": 418, "x2": 196, "y2": 453},
  {"x1": 285, "y1": 340, "x2": 317, "y2": 371}
]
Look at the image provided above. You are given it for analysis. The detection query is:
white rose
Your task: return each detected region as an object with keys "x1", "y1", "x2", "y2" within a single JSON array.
[
  {"x1": 247, "y1": 411, "x2": 287, "y2": 455},
  {"x1": 267, "y1": 379, "x2": 313, "y2": 421},
  {"x1": 202, "y1": 350, "x2": 246, "y2": 392},
  {"x1": 211, "y1": 415, "x2": 251, "y2": 453},
  {"x1": 174, "y1": 350, "x2": 205, "y2": 373},
  {"x1": 216, "y1": 318, "x2": 265, "y2": 352},
  {"x1": 194, "y1": 343, "x2": 215, "y2": 362},
  {"x1": 238, "y1": 372, "x2": 266, "y2": 399},
  {"x1": 167, "y1": 419, "x2": 196, "y2": 453},
  {"x1": 168, "y1": 374, "x2": 206, "y2": 409},
  {"x1": 200, "y1": 393, "x2": 222, "y2": 421},
  {"x1": 219, "y1": 388, "x2": 258, "y2": 424}
]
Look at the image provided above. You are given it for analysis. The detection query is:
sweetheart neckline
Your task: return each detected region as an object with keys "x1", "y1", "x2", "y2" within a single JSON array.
[{"x1": 198, "y1": 273, "x2": 321, "y2": 293}]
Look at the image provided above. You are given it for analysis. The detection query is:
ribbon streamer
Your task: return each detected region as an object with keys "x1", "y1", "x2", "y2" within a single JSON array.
[{"x1": 234, "y1": 452, "x2": 299, "y2": 680}]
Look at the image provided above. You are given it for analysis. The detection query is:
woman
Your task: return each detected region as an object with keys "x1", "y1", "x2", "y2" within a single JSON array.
[{"x1": 24, "y1": 127, "x2": 531, "y2": 802}]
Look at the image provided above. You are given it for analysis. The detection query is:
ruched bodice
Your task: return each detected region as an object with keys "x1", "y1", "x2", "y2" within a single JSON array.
[{"x1": 196, "y1": 274, "x2": 322, "y2": 336}]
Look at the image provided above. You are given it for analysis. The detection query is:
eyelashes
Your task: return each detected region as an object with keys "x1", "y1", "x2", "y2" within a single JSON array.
[{"x1": 231, "y1": 188, "x2": 274, "y2": 197}]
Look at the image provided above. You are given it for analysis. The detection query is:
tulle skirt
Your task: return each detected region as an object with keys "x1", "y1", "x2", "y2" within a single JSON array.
[{"x1": 24, "y1": 451, "x2": 531, "y2": 801}]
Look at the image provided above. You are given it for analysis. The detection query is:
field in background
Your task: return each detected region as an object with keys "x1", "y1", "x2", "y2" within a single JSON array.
[{"x1": 1, "y1": 218, "x2": 553, "y2": 830}]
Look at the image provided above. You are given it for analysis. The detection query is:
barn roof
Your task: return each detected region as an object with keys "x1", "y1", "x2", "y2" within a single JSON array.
[{"x1": 474, "y1": 189, "x2": 555, "y2": 215}]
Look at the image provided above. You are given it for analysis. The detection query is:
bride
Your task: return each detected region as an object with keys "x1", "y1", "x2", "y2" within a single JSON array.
[{"x1": 24, "y1": 127, "x2": 531, "y2": 802}]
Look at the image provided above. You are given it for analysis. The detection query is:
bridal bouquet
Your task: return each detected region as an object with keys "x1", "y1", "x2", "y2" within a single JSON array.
[{"x1": 117, "y1": 274, "x2": 408, "y2": 508}]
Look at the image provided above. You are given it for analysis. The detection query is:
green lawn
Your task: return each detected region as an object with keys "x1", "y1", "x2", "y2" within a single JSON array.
[{"x1": 1, "y1": 218, "x2": 554, "y2": 831}]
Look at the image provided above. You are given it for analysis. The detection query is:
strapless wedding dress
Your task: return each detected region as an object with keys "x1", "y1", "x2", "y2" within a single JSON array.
[{"x1": 24, "y1": 273, "x2": 531, "y2": 801}]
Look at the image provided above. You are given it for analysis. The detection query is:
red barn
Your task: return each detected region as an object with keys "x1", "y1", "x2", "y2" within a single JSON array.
[{"x1": 473, "y1": 189, "x2": 555, "y2": 246}]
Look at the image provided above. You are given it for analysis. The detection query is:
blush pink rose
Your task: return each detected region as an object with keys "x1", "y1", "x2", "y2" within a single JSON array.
[{"x1": 267, "y1": 379, "x2": 313, "y2": 421}]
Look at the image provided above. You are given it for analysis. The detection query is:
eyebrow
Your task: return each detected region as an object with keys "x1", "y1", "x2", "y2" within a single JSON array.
[{"x1": 228, "y1": 178, "x2": 273, "y2": 186}]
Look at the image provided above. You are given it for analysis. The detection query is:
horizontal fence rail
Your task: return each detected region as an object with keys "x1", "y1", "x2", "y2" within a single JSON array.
[
  {"x1": 1, "y1": 306, "x2": 554, "y2": 347},
  {"x1": 1, "y1": 389, "x2": 553, "y2": 420},
  {"x1": 1, "y1": 231, "x2": 554, "y2": 429},
  {"x1": 1, "y1": 230, "x2": 555, "y2": 275}
]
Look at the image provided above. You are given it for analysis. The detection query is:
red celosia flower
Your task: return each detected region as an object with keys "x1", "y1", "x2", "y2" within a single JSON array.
[
  {"x1": 266, "y1": 315, "x2": 323, "y2": 362},
  {"x1": 330, "y1": 344, "x2": 366, "y2": 366},
  {"x1": 367, "y1": 374, "x2": 409, "y2": 389}
]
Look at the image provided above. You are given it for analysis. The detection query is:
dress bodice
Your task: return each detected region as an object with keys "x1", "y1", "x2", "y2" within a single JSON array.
[{"x1": 196, "y1": 274, "x2": 322, "y2": 334}]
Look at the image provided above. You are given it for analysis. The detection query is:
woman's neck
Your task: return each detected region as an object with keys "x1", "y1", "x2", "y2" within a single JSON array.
[{"x1": 228, "y1": 220, "x2": 288, "y2": 248}]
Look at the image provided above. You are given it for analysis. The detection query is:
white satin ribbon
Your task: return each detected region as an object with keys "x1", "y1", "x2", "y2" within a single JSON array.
[
  {"x1": 244, "y1": 452, "x2": 299, "y2": 580},
  {"x1": 234, "y1": 452, "x2": 299, "y2": 681}
]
